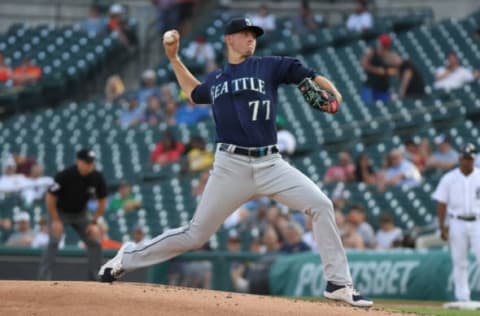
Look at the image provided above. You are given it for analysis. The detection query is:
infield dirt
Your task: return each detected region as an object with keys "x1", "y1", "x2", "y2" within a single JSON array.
[{"x1": 0, "y1": 281, "x2": 408, "y2": 315}]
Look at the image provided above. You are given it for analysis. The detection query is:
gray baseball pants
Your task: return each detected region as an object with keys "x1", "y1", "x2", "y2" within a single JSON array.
[
  {"x1": 38, "y1": 211, "x2": 102, "y2": 281},
  {"x1": 121, "y1": 149, "x2": 353, "y2": 285}
]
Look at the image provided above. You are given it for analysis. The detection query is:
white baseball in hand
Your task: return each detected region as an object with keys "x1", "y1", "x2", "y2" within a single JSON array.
[{"x1": 163, "y1": 31, "x2": 176, "y2": 44}]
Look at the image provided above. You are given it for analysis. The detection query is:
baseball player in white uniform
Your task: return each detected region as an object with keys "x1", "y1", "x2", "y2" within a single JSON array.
[
  {"x1": 98, "y1": 18, "x2": 372, "y2": 307},
  {"x1": 432, "y1": 143, "x2": 480, "y2": 301}
]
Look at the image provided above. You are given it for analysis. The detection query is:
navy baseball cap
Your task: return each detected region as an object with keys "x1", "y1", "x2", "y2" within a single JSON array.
[
  {"x1": 77, "y1": 148, "x2": 96, "y2": 163},
  {"x1": 224, "y1": 18, "x2": 264, "y2": 38},
  {"x1": 460, "y1": 143, "x2": 477, "y2": 159}
]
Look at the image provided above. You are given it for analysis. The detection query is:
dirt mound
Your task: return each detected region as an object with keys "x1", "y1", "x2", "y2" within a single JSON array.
[{"x1": 0, "y1": 281, "x2": 401, "y2": 315}]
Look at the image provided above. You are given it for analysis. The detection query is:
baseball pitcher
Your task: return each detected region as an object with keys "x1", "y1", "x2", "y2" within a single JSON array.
[{"x1": 99, "y1": 18, "x2": 372, "y2": 307}]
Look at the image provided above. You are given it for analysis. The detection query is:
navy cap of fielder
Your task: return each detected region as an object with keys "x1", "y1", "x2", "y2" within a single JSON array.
[
  {"x1": 224, "y1": 18, "x2": 264, "y2": 38},
  {"x1": 460, "y1": 143, "x2": 477, "y2": 159},
  {"x1": 77, "y1": 148, "x2": 96, "y2": 163}
]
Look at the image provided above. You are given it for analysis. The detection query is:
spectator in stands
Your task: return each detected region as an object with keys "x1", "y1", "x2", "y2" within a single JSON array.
[
  {"x1": 433, "y1": 52, "x2": 480, "y2": 90},
  {"x1": 107, "y1": 3, "x2": 136, "y2": 48},
  {"x1": 21, "y1": 164, "x2": 54, "y2": 206},
  {"x1": 137, "y1": 69, "x2": 161, "y2": 106},
  {"x1": 302, "y1": 216, "x2": 316, "y2": 251},
  {"x1": 6, "y1": 211, "x2": 34, "y2": 247},
  {"x1": 276, "y1": 115, "x2": 296, "y2": 156},
  {"x1": 0, "y1": 162, "x2": 29, "y2": 194},
  {"x1": 32, "y1": 217, "x2": 49, "y2": 249},
  {"x1": 331, "y1": 182, "x2": 350, "y2": 210},
  {"x1": 249, "y1": 5, "x2": 276, "y2": 33},
  {"x1": 150, "y1": 131, "x2": 185, "y2": 165},
  {"x1": 376, "y1": 213, "x2": 403, "y2": 249},
  {"x1": 346, "y1": 0, "x2": 373, "y2": 33},
  {"x1": 160, "y1": 84, "x2": 175, "y2": 103},
  {"x1": 361, "y1": 34, "x2": 402, "y2": 104},
  {"x1": 118, "y1": 96, "x2": 144, "y2": 128},
  {"x1": 131, "y1": 224, "x2": 147, "y2": 246},
  {"x1": 227, "y1": 229, "x2": 242, "y2": 252},
  {"x1": 292, "y1": 0, "x2": 319, "y2": 34},
  {"x1": 261, "y1": 225, "x2": 281, "y2": 254},
  {"x1": 231, "y1": 226, "x2": 279, "y2": 294},
  {"x1": 0, "y1": 217, "x2": 12, "y2": 243},
  {"x1": 403, "y1": 138, "x2": 428, "y2": 173},
  {"x1": 13, "y1": 153, "x2": 37, "y2": 176},
  {"x1": 162, "y1": 100, "x2": 178, "y2": 126},
  {"x1": 107, "y1": 181, "x2": 142, "y2": 213},
  {"x1": 152, "y1": 0, "x2": 178, "y2": 34},
  {"x1": 341, "y1": 219, "x2": 366, "y2": 249},
  {"x1": 354, "y1": 152, "x2": 376, "y2": 185},
  {"x1": 334, "y1": 209, "x2": 346, "y2": 230},
  {"x1": 183, "y1": 36, "x2": 217, "y2": 73},
  {"x1": 96, "y1": 220, "x2": 122, "y2": 250},
  {"x1": 0, "y1": 52, "x2": 12, "y2": 83},
  {"x1": 143, "y1": 95, "x2": 163, "y2": 126},
  {"x1": 426, "y1": 134, "x2": 458, "y2": 172},
  {"x1": 174, "y1": 100, "x2": 210, "y2": 126},
  {"x1": 347, "y1": 205, "x2": 376, "y2": 248},
  {"x1": 81, "y1": 4, "x2": 107, "y2": 37},
  {"x1": 379, "y1": 148, "x2": 422, "y2": 189},
  {"x1": 324, "y1": 151, "x2": 355, "y2": 184},
  {"x1": 12, "y1": 58, "x2": 42, "y2": 86},
  {"x1": 278, "y1": 222, "x2": 310, "y2": 254},
  {"x1": 184, "y1": 136, "x2": 214, "y2": 173},
  {"x1": 105, "y1": 75, "x2": 125, "y2": 104},
  {"x1": 192, "y1": 170, "x2": 209, "y2": 197},
  {"x1": 398, "y1": 59, "x2": 426, "y2": 99}
]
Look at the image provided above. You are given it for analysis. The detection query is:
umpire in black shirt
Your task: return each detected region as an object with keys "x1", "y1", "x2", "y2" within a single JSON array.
[{"x1": 38, "y1": 148, "x2": 107, "y2": 280}]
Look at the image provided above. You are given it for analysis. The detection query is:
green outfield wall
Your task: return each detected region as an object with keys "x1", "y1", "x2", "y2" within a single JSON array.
[{"x1": 269, "y1": 249, "x2": 480, "y2": 301}]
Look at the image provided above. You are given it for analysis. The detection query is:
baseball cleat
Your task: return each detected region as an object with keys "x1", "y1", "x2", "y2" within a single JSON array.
[
  {"x1": 98, "y1": 242, "x2": 134, "y2": 282},
  {"x1": 324, "y1": 281, "x2": 373, "y2": 307}
]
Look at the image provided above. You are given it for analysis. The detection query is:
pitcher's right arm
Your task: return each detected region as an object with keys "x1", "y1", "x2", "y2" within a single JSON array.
[{"x1": 163, "y1": 30, "x2": 201, "y2": 103}]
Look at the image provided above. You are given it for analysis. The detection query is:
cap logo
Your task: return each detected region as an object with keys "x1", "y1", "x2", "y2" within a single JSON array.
[
  {"x1": 89, "y1": 150, "x2": 96, "y2": 158},
  {"x1": 245, "y1": 18, "x2": 252, "y2": 26}
]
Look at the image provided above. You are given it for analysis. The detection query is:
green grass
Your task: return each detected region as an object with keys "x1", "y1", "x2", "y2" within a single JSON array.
[
  {"x1": 390, "y1": 306, "x2": 480, "y2": 315},
  {"x1": 293, "y1": 297, "x2": 480, "y2": 315}
]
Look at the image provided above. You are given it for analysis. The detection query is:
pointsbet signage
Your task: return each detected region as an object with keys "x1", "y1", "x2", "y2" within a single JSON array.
[{"x1": 269, "y1": 250, "x2": 480, "y2": 301}]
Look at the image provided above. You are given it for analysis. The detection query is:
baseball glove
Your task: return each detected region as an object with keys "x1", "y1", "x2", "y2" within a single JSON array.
[{"x1": 298, "y1": 78, "x2": 339, "y2": 113}]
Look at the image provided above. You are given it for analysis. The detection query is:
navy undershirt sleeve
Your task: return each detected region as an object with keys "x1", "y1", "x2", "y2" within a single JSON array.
[{"x1": 191, "y1": 82, "x2": 211, "y2": 104}]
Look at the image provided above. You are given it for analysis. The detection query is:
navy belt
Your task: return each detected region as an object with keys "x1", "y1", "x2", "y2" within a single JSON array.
[
  {"x1": 218, "y1": 143, "x2": 279, "y2": 157},
  {"x1": 450, "y1": 214, "x2": 478, "y2": 221}
]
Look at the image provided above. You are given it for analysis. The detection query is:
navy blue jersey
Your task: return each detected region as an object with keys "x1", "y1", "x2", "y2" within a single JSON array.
[{"x1": 191, "y1": 56, "x2": 316, "y2": 147}]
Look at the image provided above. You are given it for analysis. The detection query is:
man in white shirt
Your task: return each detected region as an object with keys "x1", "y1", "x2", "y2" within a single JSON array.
[
  {"x1": 434, "y1": 52, "x2": 479, "y2": 90},
  {"x1": 346, "y1": 0, "x2": 373, "y2": 33},
  {"x1": 427, "y1": 134, "x2": 458, "y2": 172},
  {"x1": 382, "y1": 149, "x2": 422, "y2": 189},
  {"x1": 376, "y1": 213, "x2": 403, "y2": 249},
  {"x1": 250, "y1": 5, "x2": 276, "y2": 33},
  {"x1": 432, "y1": 143, "x2": 480, "y2": 302},
  {"x1": 183, "y1": 36, "x2": 217, "y2": 72},
  {"x1": 0, "y1": 163, "x2": 30, "y2": 195},
  {"x1": 276, "y1": 115, "x2": 296, "y2": 155}
]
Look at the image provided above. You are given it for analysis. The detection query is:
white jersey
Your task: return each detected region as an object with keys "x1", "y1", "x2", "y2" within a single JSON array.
[
  {"x1": 432, "y1": 167, "x2": 480, "y2": 302},
  {"x1": 432, "y1": 167, "x2": 480, "y2": 216}
]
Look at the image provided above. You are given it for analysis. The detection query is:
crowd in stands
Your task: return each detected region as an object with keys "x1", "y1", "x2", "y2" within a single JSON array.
[
  {"x1": 110, "y1": 69, "x2": 210, "y2": 130},
  {"x1": 0, "y1": 54, "x2": 42, "y2": 89},
  {"x1": 81, "y1": 3, "x2": 137, "y2": 49},
  {"x1": 151, "y1": 0, "x2": 196, "y2": 35}
]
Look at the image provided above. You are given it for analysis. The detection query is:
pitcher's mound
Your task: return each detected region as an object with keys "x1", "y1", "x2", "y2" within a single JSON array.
[{"x1": 0, "y1": 281, "x2": 397, "y2": 315}]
